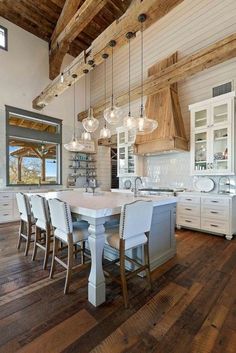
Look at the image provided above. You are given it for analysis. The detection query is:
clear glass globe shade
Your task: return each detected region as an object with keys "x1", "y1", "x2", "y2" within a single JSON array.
[
  {"x1": 64, "y1": 137, "x2": 83, "y2": 152},
  {"x1": 104, "y1": 105, "x2": 123, "y2": 125},
  {"x1": 123, "y1": 114, "x2": 137, "y2": 130},
  {"x1": 136, "y1": 114, "x2": 158, "y2": 135},
  {"x1": 81, "y1": 131, "x2": 91, "y2": 141},
  {"x1": 100, "y1": 126, "x2": 111, "y2": 139},
  {"x1": 82, "y1": 108, "x2": 99, "y2": 133}
]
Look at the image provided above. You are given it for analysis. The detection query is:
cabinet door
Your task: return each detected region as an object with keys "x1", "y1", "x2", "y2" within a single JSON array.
[
  {"x1": 211, "y1": 126, "x2": 231, "y2": 173},
  {"x1": 127, "y1": 144, "x2": 135, "y2": 174},
  {"x1": 118, "y1": 130, "x2": 126, "y2": 145},
  {"x1": 118, "y1": 146, "x2": 127, "y2": 176},
  {"x1": 212, "y1": 100, "x2": 231, "y2": 126},
  {"x1": 192, "y1": 130, "x2": 209, "y2": 173},
  {"x1": 192, "y1": 106, "x2": 209, "y2": 130}
]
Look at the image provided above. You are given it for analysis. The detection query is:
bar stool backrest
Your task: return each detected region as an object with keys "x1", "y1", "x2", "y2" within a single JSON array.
[
  {"x1": 120, "y1": 200, "x2": 153, "y2": 240},
  {"x1": 31, "y1": 195, "x2": 50, "y2": 231},
  {"x1": 16, "y1": 192, "x2": 32, "y2": 223},
  {"x1": 48, "y1": 198, "x2": 73, "y2": 242}
]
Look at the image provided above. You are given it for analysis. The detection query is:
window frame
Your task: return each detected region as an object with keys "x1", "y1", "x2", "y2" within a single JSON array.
[
  {"x1": 0, "y1": 25, "x2": 8, "y2": 51},
  {"x1": 5, "y1": 105, "x2": 63, "y2": 186}
]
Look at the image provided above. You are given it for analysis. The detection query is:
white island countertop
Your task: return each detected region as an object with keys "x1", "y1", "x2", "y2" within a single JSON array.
[{"x1": 34, "y1": 190, "x2": 176, "y2": 218}]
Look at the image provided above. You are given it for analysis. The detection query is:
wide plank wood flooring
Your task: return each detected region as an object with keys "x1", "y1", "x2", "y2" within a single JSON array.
[{"x1": 0, "y1": 223, "x2": 235, "y2": 353}]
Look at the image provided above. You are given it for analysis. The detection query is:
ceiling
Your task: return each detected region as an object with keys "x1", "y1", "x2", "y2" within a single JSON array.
[{"x1": 0, "y1": 0, "x2": 132, "y2": 57}]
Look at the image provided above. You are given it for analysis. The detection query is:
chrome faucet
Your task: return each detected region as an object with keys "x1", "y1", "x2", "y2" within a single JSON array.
[{"x1": 134, "y1": 177, "x2": 142, "y2": 197}]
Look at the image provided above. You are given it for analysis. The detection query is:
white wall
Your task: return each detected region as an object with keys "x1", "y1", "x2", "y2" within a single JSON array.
[
  {"x1": 89, "y1": 0, "x2": 236, "y2": 189},
  {"x1": 0, "y1": 17, "x2": 85, "y2": 187}
]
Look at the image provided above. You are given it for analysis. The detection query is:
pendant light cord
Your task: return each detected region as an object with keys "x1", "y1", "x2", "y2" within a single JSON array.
[
  {"x1": 84, "y1": 73, "x2": 87, "y2": 110},
  {"x1": 104, "y1": 58, "x2": 107, "y2": 128},
  {"x1": 140, "y1": 21, "x2": 144, "y2": 118},
  {"x1": 111, "y1": 45, "x2": 114, "y2": 108},
  {"x1": 73, "y1": 80, "x2": 76, "y2": 139},
  {"x1": 128, "y1": 37, "x2": 131, "y2": 117},
  {"x1": 89, "y1": 70, "x2": 91, "y2": 108}
]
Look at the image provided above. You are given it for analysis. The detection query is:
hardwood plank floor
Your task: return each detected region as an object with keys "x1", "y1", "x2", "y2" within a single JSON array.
[{"x1": 0, "y1": 223, "x2": 235, "y2": 353}]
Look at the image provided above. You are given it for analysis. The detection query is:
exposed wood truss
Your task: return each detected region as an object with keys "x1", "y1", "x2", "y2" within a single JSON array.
[
  {"x1": 49, "y1": 0, "x2": 109, "y2": 79},
  {"x1": 78, "y1": 32, "x2": 236, "y2": 121},
  {"x1": 32, "y1": 0, "x2": 184, "y2": 109},
  {"x1": 0, "y1": 0, "x2": 131, "y2": 59}
]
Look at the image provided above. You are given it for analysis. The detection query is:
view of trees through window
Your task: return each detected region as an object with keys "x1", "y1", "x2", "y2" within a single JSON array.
[
  {"x1": 6, "y1": 107, "x2": 62, "y2": 185},
  {"x1": 9, "y1": 140, "x2": 58, "y2": 185},
  {"x1": 0, "y1": 25, "x2": 7, "y2": 50}
]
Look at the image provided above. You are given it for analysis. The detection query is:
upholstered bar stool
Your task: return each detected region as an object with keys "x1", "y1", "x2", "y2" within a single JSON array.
[
  {"x1": 16, "y1": 192, "x2": 35, "y2": 256},
  {"x1": 104, "y1": 200, "x2": 153, "y2": 308},
  {"x1": 48, "y1": 198, "x2": 89, "y2": 294},
  {"x1": 30, "y1": 194, "x2": 53, "y2": 270}
]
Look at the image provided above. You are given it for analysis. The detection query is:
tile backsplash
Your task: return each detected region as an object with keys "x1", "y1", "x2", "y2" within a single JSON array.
[{"x1": 119, "y1": 151, "x2": 236, "y2": 194}]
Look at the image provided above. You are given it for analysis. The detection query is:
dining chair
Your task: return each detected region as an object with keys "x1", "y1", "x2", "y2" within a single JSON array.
[
  {"x1": 104, "y1": 200, "x2": 153, "y2": 308},
  {"x1": 30, "y1": 194, "x2": 52, "y2": 270},
  {"x1": 48, "y1": 198, "x2": 89, "y2": 294},
  {"x1": 16, "y1": 192, "x2": 35, "y2": 256}
]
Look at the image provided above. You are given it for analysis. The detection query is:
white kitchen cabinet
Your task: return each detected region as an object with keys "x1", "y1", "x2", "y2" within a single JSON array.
[
  {"x1": 176, "y1": 192, "x2": 236, "y2": 240},
  {"x1": 117, "y1": 127, "x2": 143, "y2": 177},
  {"x1": 0, "y1": 192, "x2": 20, "y2": 223},
  {"x1": 189, "y1": 91, "x2": 235, "y2": 175}
]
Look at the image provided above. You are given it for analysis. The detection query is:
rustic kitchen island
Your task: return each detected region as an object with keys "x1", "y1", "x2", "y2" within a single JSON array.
[{"x1": 35, "y1": 190, "x2": 177, "y2": 306}]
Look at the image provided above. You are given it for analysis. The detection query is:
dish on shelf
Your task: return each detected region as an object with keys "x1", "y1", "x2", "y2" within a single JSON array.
[{"x1": 193, "y1": 177, "x2": 215, "y2": 192}]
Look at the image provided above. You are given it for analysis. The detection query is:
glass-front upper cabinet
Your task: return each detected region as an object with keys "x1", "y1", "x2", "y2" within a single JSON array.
[
  {"x1": 117, "y1": 127, "x2": 143, "y2": 177},
  {"x1": 193, "y1": 107, "x2": 209, "y2": 130},
  {"x1": 190, "y1": 91, "x2": 235, "y2": 175}
]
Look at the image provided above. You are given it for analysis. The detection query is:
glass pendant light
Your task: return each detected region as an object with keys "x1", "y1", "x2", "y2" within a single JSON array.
[
  {"x1": 124, "y1": 32, "x2": 137, "y2": 130},
  {"x1": 104, "y1": 40, "x2": 123, "y2": 125},
  {"x1": 81, "y1": 131, "x2": 91, "y2": 141},
  {"x1": 82, "y1": 70, "x2": 99, "y2": 133},
  {"x1": 64, "y1": 74, "x2": 83, "y2": 152},
  {"x1": 136, "y1": 14, "x2": 158, "y2": 135},
  {"x1": 100, "y1": 53, "x2": 111, "y2": 139}
]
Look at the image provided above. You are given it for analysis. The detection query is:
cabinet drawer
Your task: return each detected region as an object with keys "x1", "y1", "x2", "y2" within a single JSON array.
[
  {"x1": 0, "y1": 193, "x2": 13, "y2": 201},
  {"x1": 0, "y1": 210, "x2": 14, "y2": 223},
  {"x1": 201, "y1": 217, "x2": 229, "y2": 234},
  {"x1": 177, "y1": 203, "x2": 200, "y2": 217},
  {"x1": 178, "y1": 195, "x2": 200, "y2": 204},
  {"x1": 201, "y1": 197, "x2": 230, "y2": 207},
  {"x1": 177, "y1": 215, "x2": 200, "y2": 229},
  {"x1": 201, "y1": 204, "x2": 229, "y2": 221},
  {"x1": 0, "y1": 200, "x2": 13, "y2": 211}
]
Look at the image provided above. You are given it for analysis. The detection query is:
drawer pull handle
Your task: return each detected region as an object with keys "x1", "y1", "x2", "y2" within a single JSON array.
[
  {"x1": 185, "y1": 220, "x2": 192, "y2": 223},
  {"x1": 3, "y1": 214, "x2": 9, "y2": 216},
  {"x1": 3, "y1": 204, "x2": 9, "y2": 206},
  {"x1": 2, "y1": 196, "x2": 9, "y2": 198},
  {"x1": 211, "y1": 224, "x2": 218, "y2": 227},
  {"x1": 210, "y1": 211, "x2": 218, "y2": 214},
  {"x1": 186, "y1": 198, "x2": 192, "y2": 201},
  {"x1": 211, "y1": 201, "x2": 219, "y2": 203},
  {"x1": 185, "y1": 208, "x2": 192, "y2": 211}
]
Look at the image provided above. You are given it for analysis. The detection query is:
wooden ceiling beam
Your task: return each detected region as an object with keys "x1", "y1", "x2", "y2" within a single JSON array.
[
  {"x1": 78, "y1": 33, "x2": 236, "y2": 121},
  {"x1": 33, "y1": 0, "x2": 184, "y2": 109},
  {"x1": 49, "y1": 0, "x2": 109, "y2": 80}
]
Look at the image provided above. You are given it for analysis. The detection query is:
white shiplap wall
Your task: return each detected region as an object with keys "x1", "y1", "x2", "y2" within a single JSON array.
[{"x1": 88, "y1": 0, "x2": 236, "y2": 189}]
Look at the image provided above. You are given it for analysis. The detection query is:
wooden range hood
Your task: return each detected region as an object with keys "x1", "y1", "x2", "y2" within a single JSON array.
[{"x1": 134, "y1": 53, "x2": 189, "y2": 155}]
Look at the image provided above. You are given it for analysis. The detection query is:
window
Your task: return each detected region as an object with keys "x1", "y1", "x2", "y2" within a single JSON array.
[
  {"x1": 0, "y1": 25, "x2": 8, "y2": 51},
  {"x1": 6, "y1": 106, "x2": 62, "y2": 186}
]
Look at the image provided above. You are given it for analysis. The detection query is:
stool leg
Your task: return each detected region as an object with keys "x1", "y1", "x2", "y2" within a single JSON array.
[
  {"x1": 17, "y1": 219, "x2": 23, "y2": 250},
  {"x1": 64, "y1": 237, "x2": 73, "y2": 294},
  {"x1": 43, "y1": 226, "x2": 50, "y2": 270},
  {"x1": 32, "y1": 226, "x2": 39, "y2": 261},
  {"x1": 50, "y1": 236, "x2": 59, "y2": 279},
  {"x1": 144, "y1": 234, "x2": 152, "y2": 290},
  {"x1": 120, "y1": 239, "x2": 128, "y2": 308},
  {"x1": 81, "y1": 241, "x2": 85, "y2": 264},
  {"x1": 24, "y1": 221, "x2": 31, "y2": 256}
]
